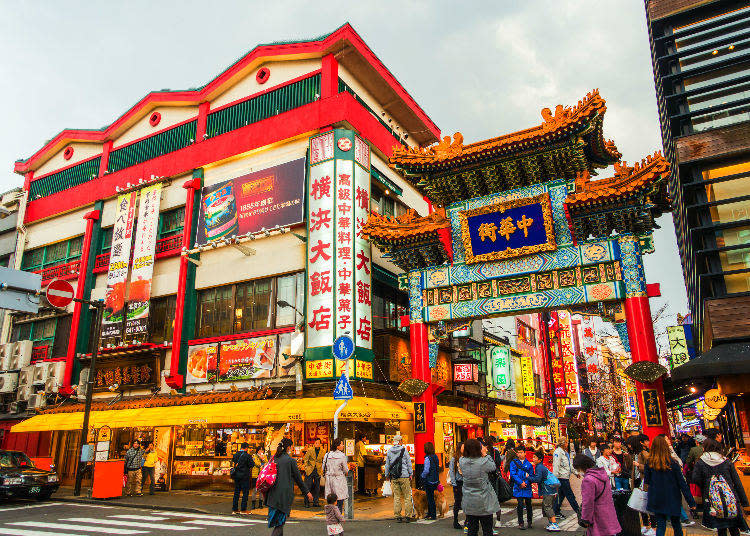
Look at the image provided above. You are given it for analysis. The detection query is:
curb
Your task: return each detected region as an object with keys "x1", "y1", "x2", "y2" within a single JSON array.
[{"x1": 54, "y1": 496, "x2": 214, "y2": 515}]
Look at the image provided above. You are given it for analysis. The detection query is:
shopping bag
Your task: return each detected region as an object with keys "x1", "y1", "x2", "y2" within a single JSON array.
[
  {"x1": 382, "y1": 480, "x2": 393, "y2": 497},
  {"x1": 627, "y1": 487, "x2": 649, "y2": 513}
]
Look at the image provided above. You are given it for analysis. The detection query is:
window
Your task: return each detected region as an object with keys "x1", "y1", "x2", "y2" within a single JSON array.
[
  {"x1": 158, "y1": 206, "x2": 185, "y2": 239},
  {"x1": 197, "y1": 286, "x2": 233, "y2": 339},
  {"x1": 370, "y1": 185, "x2": 407, "y2": 218},
  {"x1": 715, "y1": 225, "x2": 750, "y2": 248},
  {"x1": 234, "y1": 278, "x2": 272, "y2": 332},
  {"x1": 703, "y1": 161, "x2": 750, "y2": 225},
  {"x1": 275, "y1": 272, "x2": 304, "y2": 327},
  {"x1": 21, "y1": 236, "x2": 84, "y2": 272},
  {"x1": 197, "y1": 273, "x2": 302, "y2": 338},
  {"x1": 11, "y1": 317, "x2": 57, "y2": 354},
  {"x1": 0, "y1": 254, "x2": 10, "y2": 268},
  {"x1": 371, "y1": 279, "x2": 407, "y2": 331},
  {"x1": 149, "y1": 295, "x2": 177, "y2": 344}
]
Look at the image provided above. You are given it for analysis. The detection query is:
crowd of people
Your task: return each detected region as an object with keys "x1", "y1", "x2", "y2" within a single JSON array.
[{"x1": 220, "y1": 426, "x2": 748, "y2": 536}]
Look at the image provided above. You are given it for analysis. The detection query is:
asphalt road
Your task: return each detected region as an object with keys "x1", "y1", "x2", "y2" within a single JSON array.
[{"x1": 0, "y1": 500, "x2": 586, "y2": 536}]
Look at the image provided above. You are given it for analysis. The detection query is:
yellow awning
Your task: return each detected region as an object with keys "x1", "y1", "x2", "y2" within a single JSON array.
[
  {"x1": 435, "y1": 405, "x2": 483, "y2": 425},
  {"x1": 494, "y1": 404, "x2": 544, "y2": 421},
  {"x1": 11, "y1": 397, "x2": 415, "y2": 433}
]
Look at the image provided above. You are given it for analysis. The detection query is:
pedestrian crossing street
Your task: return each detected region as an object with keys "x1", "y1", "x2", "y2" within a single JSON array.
[
  {"x1": 494, "y1": 507, "x2": 580, "y2": 531},
  {"x1": 0, "y1": 504, "x2": 297, "y2": 536}
]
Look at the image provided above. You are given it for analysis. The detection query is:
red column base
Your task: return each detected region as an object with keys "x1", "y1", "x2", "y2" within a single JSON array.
[
  {"x1": 58, "y1": 386, "x2": 75, "y2": 397},
  {"x1": 165, "y1": 374, "x2": 184, "y2": 389}
]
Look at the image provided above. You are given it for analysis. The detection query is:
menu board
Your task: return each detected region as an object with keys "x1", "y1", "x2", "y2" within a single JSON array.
[{"x1": 186, "y1": 343, "x2": 219, "y2": 385}]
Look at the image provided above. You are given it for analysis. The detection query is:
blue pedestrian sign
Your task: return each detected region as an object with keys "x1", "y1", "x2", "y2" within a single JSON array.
[
  {"x1": 333, "y1": 373, "x2": 354, "y2": 400},
  {"x1": 333, "y1": 335, "x2": 355, "y2": 361}
]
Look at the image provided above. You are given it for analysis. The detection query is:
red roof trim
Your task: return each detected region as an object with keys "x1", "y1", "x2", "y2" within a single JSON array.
[{"x1": 15, "y1": 24, "x2": 439, "y2": 173}]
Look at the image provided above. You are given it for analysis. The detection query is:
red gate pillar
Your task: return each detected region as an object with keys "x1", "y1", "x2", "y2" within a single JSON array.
[
  {"x1": 410, "y1": 321, "x2": 433, "y2": 465},
  {"x1": 619, "y1": 236, "x2": 669, "y2": 438}
]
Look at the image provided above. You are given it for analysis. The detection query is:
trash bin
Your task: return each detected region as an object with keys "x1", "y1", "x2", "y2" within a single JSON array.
[{"x1": 613, "y1": 490, "x2": 641, "y2": 536}]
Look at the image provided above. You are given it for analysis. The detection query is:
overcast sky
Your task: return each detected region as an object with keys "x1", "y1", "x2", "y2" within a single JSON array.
[{"x1": 0, "y1": 1, "x2": 688, "y2": 337}]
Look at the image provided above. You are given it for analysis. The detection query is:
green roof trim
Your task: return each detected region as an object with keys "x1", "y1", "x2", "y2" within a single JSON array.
[
  {"x1": 372, "y1": 166, "x2": 403, "y2": 196},
  {"x1": 373, "y1": 264, "x2": 399, "y2": 288}
]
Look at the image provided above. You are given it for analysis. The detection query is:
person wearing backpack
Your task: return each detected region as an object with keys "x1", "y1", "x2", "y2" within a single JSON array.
[
  {"x1": 692, "y1": 438, "x2": 748, "y2": 536},
  {"x1": 384, "y1": 434, "x2": 415, "y2": 522},
  {"x1": 231, "y1": 442, "x2": 255, "y2": 514},
  {"x1": 323, "y1": 438, "x2": 349, "y2": 514},
  {"x1": 644, "y1": 435, "x2": 697, "y2": 536},
  {"x1": 527, "y1": 449, "x2": 561, "y2": 531}
]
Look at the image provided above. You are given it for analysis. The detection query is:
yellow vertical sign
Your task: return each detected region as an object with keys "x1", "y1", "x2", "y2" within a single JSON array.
[
  {"x1": 549, "y1": 418, "x2": 559, "y2": 445},
  {"x1": 521, "y1": 354, "x2": 535, "y2": 406}
]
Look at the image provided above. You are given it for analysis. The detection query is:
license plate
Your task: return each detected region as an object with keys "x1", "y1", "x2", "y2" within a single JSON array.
[{"x1": 30, "y1": 487, "x2": 40, "y2": 494}]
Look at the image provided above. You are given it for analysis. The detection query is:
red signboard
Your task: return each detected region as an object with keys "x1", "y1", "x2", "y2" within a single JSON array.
[
  {"x1": 46, "y1": 278, "x2": 74, "y2": 309},
  {"x1": 453, "y1": 363, "x2": 478, "y2": 384},
  {"x1": 196, "y1": 158, "x2": 305, "y2": 245}
]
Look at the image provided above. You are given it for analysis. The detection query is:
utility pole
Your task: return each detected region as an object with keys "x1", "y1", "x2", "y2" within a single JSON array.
[{"x1": 73, "y1": 299, "x2": 104, "y2": 497}]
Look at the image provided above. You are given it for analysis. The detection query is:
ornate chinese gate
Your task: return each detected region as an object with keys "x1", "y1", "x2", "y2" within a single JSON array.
[{"x1": 364, "y1": 91, "x2": 672, "y2": 462}]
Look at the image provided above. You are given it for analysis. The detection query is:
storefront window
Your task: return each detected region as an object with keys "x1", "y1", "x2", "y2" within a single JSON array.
[{"x1": 149, "y1": 295, "x2": 176, "y2": 344}]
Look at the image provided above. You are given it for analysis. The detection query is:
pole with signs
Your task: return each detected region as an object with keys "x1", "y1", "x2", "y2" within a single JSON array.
[
  {"x1": 332, "y1": 335, "x2": 354, "y2": 439},
  {"x1": 73, "y1": 299, "x2": 104, "y2": 497}
]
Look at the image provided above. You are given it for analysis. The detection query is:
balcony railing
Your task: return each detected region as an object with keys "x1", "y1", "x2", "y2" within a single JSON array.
[
  {"x1": 93, "y1": 233, "x2": 183, "y2": 274},
  {"x1": 30, "y1": 346, "x2": 49, "y2": 361},
  {"x1": 29, "y1": 157, "x2": 102, "y2": 200},
  {"x1": 36, "y1": 259, "x2": 80, "y2": 284}
]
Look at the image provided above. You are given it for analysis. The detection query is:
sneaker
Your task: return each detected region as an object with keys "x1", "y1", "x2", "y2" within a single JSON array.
[
  {"x1": 546, "y1": 523, "x2": 561, "y2": 532},
  {"x1": 684, "y1": 520, "x2": 696, "y2": 527},
  {"x1": 646, "y1": 529, "x2": 657, "y2": 536},
  {"x1": 557, "y1": 512, "x2": 567, "y2": 519},
  {"x1": 463, "y1": 526, "x2": 468, "y2": 534},
  {"x1": 641, "y1": 528, "x2": 649, "y2": 535},
  {"x1": 519, "y1": 524, "x2": 527, "y2": 530}
]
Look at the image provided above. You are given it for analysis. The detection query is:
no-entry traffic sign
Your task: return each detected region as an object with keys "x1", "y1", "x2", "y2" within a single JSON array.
[{"x1": 46, "y1": 278, "x2": 75, "y2": 309}]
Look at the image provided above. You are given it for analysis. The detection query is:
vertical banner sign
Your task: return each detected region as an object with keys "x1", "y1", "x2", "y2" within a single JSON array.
[
  {"x1": 642, "y1": 389, "x2": 663, "y2": 427},
  {"x1": 125, "y1": 183, "x2": 162, "y2": 337},
  {"x1": 667, "y1": 326, "x2": 690, "y2": 370},
  {"x1": 521, "y1": 354, "x2": 535, "y2": 406},
  {"x1": 414, "y1": 401, "x2": 427, "y2": 433},
  {"x1": 492, "y1": 346, "x2": 511, "y2": 390},
  {"x1": 306, "y1": 130, "x2": 373, "y2": 378},
  {"x1": 549, "y1": 313, "x2": 567, "y2": 398},
  {"x1": 307, "y1": 132, "x2": 335, "y2": 354},
  {"x1": 580, "y1": 315, "x2": 599, "y2": 380},
  {"x1": 558, "y1": 311, "x2": 581, "y2": 407},
  {"x1": 102, "y1": 191, "x2": 137, "y2": 340},
  {"x1": 353, "y1": 135, "x2": 372, "y2": 357}
]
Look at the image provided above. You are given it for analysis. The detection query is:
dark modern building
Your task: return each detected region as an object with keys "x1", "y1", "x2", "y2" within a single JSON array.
[{"x1": 646, "y1": 0, "x2": 750, "y2": 441}]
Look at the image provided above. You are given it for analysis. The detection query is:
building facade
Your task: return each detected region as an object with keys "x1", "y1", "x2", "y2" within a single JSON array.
[
  {"x1": 646, "y1": 0, "x2": 750, "y2": 444},
  {"x1": 1, "y1": 25, "x2": 527, "y2": 492}
]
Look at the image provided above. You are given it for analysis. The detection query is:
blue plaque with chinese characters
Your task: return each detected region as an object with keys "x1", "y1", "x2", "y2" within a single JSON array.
[{"x1": 459, "y1": 193, "x2": 557, "y2": 263}]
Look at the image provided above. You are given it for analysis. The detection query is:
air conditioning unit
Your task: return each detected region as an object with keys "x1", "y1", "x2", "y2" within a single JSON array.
[
  {"x1": 8, "y1": 341, "x2": 32, "y2": 370},
  {"x1": 0, "y1": 343, "x2": 13, "y2": 371},
  {"x1": 32, "y1": 362, "x2": 49, "y2": 385},
  {"x1": 77, "y1": 367, "x2": 90, "y2": 397},
  {"x1": 18, "y1": 365, "x2": 34, "y2": 386},
  {"x1": 9, "y1": 401, "x2": 20, "y2": 413},
  {"x1": 43, "y1": 361, "x2": 65, "y2": 393},
  {"x1": 16, "y1": 385, "x2": 32, "y2": 402},
  {"x1": 27, "y1": 393, "x2": 47, "y2": 410},
  {"x1": 0, "y1": 372, "x2": 19, "y2": 394}
]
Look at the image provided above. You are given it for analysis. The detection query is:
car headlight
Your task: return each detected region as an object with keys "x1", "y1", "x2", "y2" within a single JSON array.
[
  {"x1": 3, "y1": 477, "x2": 22, "y2": 485},
  {"x1": 48, "y1": 475, "x2": 58, "y2": 483}
]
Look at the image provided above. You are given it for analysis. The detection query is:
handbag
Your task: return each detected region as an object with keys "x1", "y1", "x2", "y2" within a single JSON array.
[
  {"x1": 627, "y1": 486, "x2": 649, "y2": 513},
  {"x1": 496, "y1": 474, "x2": 513, "y2": 503},
  {"x1": 320, "y1": 453, "x2": 328, "y2": 488},
  {"x1": 256, "y1": 456, "x2": 278, "y2": 495}
]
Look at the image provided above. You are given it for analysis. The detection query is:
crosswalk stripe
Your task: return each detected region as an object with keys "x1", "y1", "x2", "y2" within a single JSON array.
[
  {"x1": 8, "y1": 521, "x2": 147, "y2": 535},
  {"x1": 154, "y1": 511, "x2": 296, "y2": 524},
  {"x1": 109, "y1": 515, "x2": 169, "y2": 521},
  {"x1": 61, "y1": 518, "x2": 197, "y2": 531},
  {"x1": 183, "y1": 519, "x2": 256, "y2": 527},
  {"x1": 0, "y1": 503, "x2": 65, "y2": 512},
  {"x1": 0, "y1": 529, "x2": 89, "y2": 536}
]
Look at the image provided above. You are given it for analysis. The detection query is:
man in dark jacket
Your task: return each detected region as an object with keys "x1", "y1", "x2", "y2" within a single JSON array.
[{"x1": 231, "y1": 442, "x2": 255, "y2": 514}]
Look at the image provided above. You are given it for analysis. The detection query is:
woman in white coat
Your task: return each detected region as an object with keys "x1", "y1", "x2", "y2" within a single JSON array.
[{"x1": 323, "y1": 438, "x2": 349, "y2": 513}]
